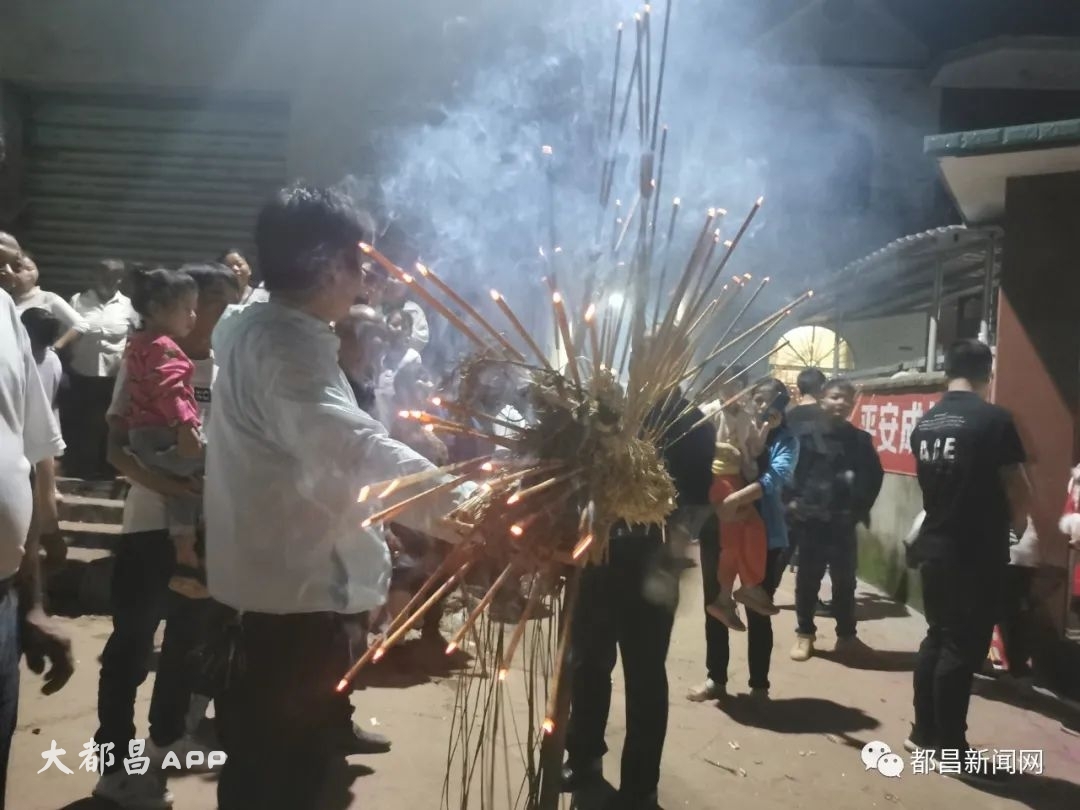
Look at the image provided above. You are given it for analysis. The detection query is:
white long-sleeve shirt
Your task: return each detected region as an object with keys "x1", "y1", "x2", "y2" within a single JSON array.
[
  {"x1": 69, "y1": 288, "x2": 138, "y2": 377},
  {"x1": 205, "y1": 301, "x2": 470, "y2": 615}
]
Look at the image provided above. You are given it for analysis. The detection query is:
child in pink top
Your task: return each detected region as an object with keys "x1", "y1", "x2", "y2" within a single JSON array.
[{"x1": 123, "y1": 267, "x2": 205, "y2": 597}]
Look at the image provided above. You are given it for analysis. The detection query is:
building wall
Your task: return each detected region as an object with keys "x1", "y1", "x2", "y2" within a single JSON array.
[
  {"x1": 0, "y1": 0, "x2": 513, "y2": 184},
  {"x1": 843, "y1": 312, "x2": 928, "y2": 371}
]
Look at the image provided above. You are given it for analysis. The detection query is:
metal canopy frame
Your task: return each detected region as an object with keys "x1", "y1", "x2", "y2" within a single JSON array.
[{"x1": 801, "y1": 224, "x2": 1001, "y2": 372}]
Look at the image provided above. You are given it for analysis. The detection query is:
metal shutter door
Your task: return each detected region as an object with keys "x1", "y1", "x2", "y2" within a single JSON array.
[{"x1": 22, "y1": 93, "x2": 287, "y2": 296}]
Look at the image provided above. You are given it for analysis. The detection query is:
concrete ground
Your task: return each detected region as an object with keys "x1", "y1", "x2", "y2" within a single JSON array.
[{"x1": 9, "y1": 547, "x2": 1080, "y2": 810}]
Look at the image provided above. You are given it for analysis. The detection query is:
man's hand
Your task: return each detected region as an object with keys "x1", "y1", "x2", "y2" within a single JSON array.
[
  {"x1": 22, "y1": 609, "x2": 74, "y2": 695},
  {"x1": 176, "y1": 424, "x2": 204, "y2": 459},
  {"x1": 149, "y1": 472, "x2": 202, "y2": 499}
]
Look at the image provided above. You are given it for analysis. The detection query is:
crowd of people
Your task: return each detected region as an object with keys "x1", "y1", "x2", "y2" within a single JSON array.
[{"x1": 0, "y1": 183, "x2": 1075, "y2": 810}]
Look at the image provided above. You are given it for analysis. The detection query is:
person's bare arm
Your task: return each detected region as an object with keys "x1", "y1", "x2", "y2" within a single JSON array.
[
  {"x1": 52, "y1": 326, "x2": 80, "y2": 351},
  {"x1": 34, "y1": 456, "x2": 59, "y2": 535},
  {"x1": 106, "y1": 416, "x2": 200, "y2": 498},
  {"x1": 1002, "y1": 465, "x2": 1031, "y2": 538},
  {"x1": 19, "y1": 472, "x2": 75, "y2": 695}
]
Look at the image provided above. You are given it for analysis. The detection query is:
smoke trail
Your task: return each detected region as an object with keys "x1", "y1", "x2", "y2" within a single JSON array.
[{"x1": 360, "y1": 0, "x2": 936, "y2": 350}]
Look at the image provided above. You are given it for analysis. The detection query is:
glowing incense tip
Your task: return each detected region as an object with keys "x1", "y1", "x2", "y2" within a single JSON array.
[
  {"x1": 673, "y1": 196, "x2": 681, "y2": 205},
  {"x1": 489, "y1": 289, "x2": 501, "y2": 301},
  {"x1": 398, "y1": 410, "x2": 410, "y2": 419},
  {"x1": 634, "y1": 12, "x2": 641, "y2": 21},
  {"x1": 445, "y1": 642, "x2": 458, "y2": 655},
  {"x1": 336, "y1": 679, "x2": 350, "y2": 693},
  {"x1": 617, "y1": 21, "x2": 623, "y2": 31},
  {"x1": 808, "y1": 289, "x2": 815, "y2": 297},
  {"x1": 554, "y1": 246, "x2": 563, "y2": 254},
  {"x1": 431, "y1": 396, "x2": 442, "y2": 407},
  {"x1": 756, "y1": 195, "x2": 765, "y2": 206},
  {"x1": 724, "y1": 240, "x2": 734, "y2": 248},
  {"x1": 415, "y1": 262, "x2": 430, "y2": 277},
  {"x1": 372, "y1": 648, "x2": 386, "y2": 662},
  {"x1": 538, "y1": 246, "x2": 545, "y2": 258},
  {"x1": 379, "y1": 480, "x2": 399, "y2": 499},
  {"x1": 541, "y1": 144, "x2": 553, "y2": 156},
  {"x1": 509, "y1": 524, "x2": 524, "y2": 538},
  {"x1": 764, "y1": 276, "x2": 772, "y2": 283},
  {"x1": 552, "y1": 291, "x2": 563, "y2": 305},
  {"x1": 572, "y1": 534, "x2": 594, "y2": 560},
  {"x1": 498, "y1": 668, "x2": 508, "y2": 681},
  {"x1": 481, "y1": 461, "x2": 494, "y2": 472},
  {"x1": 584, "y1": 303, "x2": 597, "y2": 322},
  {"x1": 542, "y1": 718, "x2": 556, "y2": 735},
  {"x1": 744, "y1": 273, "x2": 752, "y2": 279},
  {"x1": 423, "y1": 424, "x2": 435, "y2": 433},
  {"x1": 358, "y1": 485, "x2": 371, "y2": 503},
  {"x1": 402, "y1": 273, "x2": 414, "y2": 284},
  {"x1": 358, "y1": 242, "x2": 373, "y2": 253},
  {"x1": 717, "y1": 208, "x2": 728, "y2": 216},
  {"x1": 507, "y1": 493, "x2": 521, "y2": 506},
  {"x1": 361, "y1": 517, "x2": 373, "y2": 529},
  {"x1": 707, "y1": 207, "x2": 716, "y2": 217},
  {"x1": 644, "y1": 4, "x2": 651, "y2": 13},
  {"x1": 410, "y1": 410, "x2": 422, "y2": 419}
]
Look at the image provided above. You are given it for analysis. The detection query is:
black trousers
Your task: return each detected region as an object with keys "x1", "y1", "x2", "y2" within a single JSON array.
[
  {"x1": 913, "y1": 560, "x2": 1002, "y2": 750},
  {"x1": 566, "y1": 538, "x2": 676, "y2": 800},
  {"x1": 999, "y1": 565, "x2": 1034, "y2": 677},
  {"x1": 0, "y1": 585, "x2": 19, "y2": 810},
  {"x1": 216, "y1": 611, "x2": 358, "y2": 810},
  {"x1": 95, "y1": 531, "x2": 209, "y2": 768},
  {"x1": 792, "y1": 520, "x2": 857, "y2": 638},
  {"x1": 699, "y1": 515, "x2": 784, "y2": 690},
  {"x1": 61, "y1": 372, "x2": 115, "y2": 479}
]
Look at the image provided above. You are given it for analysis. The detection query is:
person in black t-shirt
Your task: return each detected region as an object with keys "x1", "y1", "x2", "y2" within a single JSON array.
[
  {"x1": 908, "y1": 340, "x2": 1028, "y2": 776},
  {"x1": 787, "y1": 367, "x2": 826, "y2": 434}
]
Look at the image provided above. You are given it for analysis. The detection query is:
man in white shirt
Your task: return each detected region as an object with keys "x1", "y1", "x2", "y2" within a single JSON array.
[
  {"x1": 381, "y1": 277, "x2": 429, "y2": 353},
  {"x1": 207, "y1": 185, "x2": 471, "y2": 810},
  {"x1": 65, "y1": 259, "x2": 138, "y2": 479},
  {"x1": 0, "y1": 288, "x2": 74, "y2": 808},
  {"x1": 91, "y1": 263, "x2": 239, "y2": 809}
]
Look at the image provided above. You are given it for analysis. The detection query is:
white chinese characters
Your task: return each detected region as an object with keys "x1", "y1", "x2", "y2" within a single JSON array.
[{"x1": 36, "y1": 739, "x2": 226, "y2": 775}]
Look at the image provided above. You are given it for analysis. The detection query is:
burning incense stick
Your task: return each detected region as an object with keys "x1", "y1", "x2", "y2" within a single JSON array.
[
  {"x1": 690, "y1": 197, "x2": 764, "y2": 322},
  {"x1": 498, "y1": 574, "x2": 546, "y2": 679},
  {"x1": 446, "y1": 562, "x2": 517, "y2": 655},
  {"x1": 336, "y1": 551, "x2": 473, "y2": 690},
  {"x1": 542, "y1": 568, "x2": 582, "y2": 735},
  {"x1": 416, "y1": 263, "x2": 524, "y2": 362},
  {"x1": 358, "y1": 456, "x2": 492, "y2": 504},
  {"x1": 714, "y1": 275, "x2": 770, "y2": 347},
  {"x1": 376, "y1": 560, "x2": 474, "y2": 656},
  {"x1": 552, "y1": 292, "x2": 581, "y2": 387},
  {"x1": 360, "y1": 243, "x2": 492, "y2": 354},
  {"x1": 650, "y1": 1, "x2": 673, "y2": 151},
  {"x1": 584, "y1": 303, "x2": 602, "y2": 383},
  {"x1": 490, "y1": 290, "x2": 554, "y2": 371},
  {"x1": 361, "y1": 473, "x2": 475, "y2": 529}
]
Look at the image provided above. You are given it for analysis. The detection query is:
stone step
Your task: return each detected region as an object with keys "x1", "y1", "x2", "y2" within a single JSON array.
[
  {"x1": 58, "y1": 493, "x2": 124, "y2": 526},
  {"x1": 56, "y1": 476, "x2": 129, "y2": 500}
]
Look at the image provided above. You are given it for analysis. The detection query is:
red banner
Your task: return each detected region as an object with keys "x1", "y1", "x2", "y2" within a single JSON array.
[{"x1": 851, "y1": 391, "x2": 942, "y2": 476}]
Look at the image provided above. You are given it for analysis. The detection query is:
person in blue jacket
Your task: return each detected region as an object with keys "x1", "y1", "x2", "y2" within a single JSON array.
[{"x1": 690, "y1": 377, "x2": 799, "y2": 702}]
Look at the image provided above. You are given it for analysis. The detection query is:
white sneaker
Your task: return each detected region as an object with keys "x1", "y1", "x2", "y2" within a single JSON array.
[
  {"x1": 93, "y1": 771, "x2": 173, "y2": 810},
  {"x1": 148, "y1": 735, "x2": 219, "y2": 774},
  {"x1": 790, "y1": 634, "x2": 815, "y2": 662}
]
